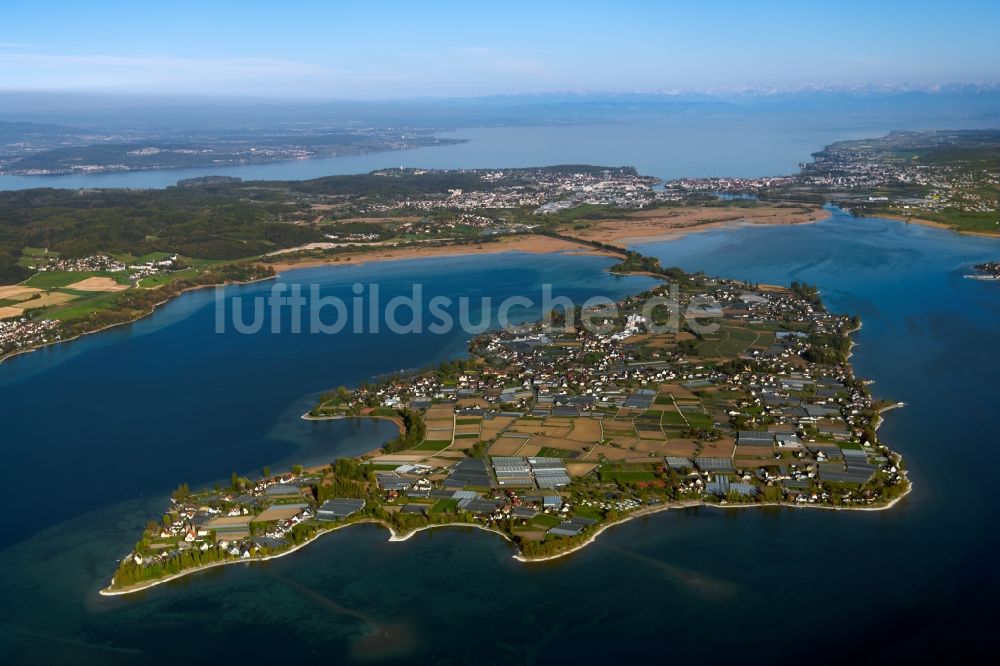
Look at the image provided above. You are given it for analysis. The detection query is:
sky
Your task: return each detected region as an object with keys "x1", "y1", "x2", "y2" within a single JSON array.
[{"x1": 2, "y1": 0, "x2": 999, "y2": 100}]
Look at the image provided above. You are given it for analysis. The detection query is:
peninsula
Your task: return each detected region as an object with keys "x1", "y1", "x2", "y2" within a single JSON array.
[{"x1": 103, "y1": 251, "x2": 909, "y2": 595}]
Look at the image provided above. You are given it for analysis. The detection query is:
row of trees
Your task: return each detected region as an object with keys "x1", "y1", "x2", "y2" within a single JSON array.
[
  {"x1": 435, "y1": 358, "x2": 477, "y2": 380},
  {"x1": 535, "y1": 229, "x2": 629, "y2": 256},
  {"x1": 801, "y1": 330, "x2": 852, "y2": 365},
  {"x1": 112, "y1": 543, "x2": 231, "y2": 588},
  {"x1": 608, "y1": 250, "x2": 693, "y2": 284},
  {"x1": 789, "y1": 281, "x2": 822, "y2": 306},
  {"x1": 385, "y1": 408, "x2": 426, "y2": 453}
]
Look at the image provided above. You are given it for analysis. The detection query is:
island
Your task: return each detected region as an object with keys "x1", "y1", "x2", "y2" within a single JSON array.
[{"x1": 102, "y1": 249, "x2": 909, "y2": 595}]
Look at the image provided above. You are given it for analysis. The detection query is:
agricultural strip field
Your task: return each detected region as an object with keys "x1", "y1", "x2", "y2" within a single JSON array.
[
  {"x1": 64, "y1": 277, "x2": 130, "y2": 292},
  {"x1": 696, "y1": 325, "x2": 776, "y2": 357}
]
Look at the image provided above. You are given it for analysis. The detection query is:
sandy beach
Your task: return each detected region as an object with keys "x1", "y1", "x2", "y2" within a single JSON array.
[
  {"x1": 267, "y1": 204, "x2": 828, "y2": 273},
  {"x1": 269, "y1": 234, "x2": 617, "y2": 272},
  {"x1": 559, "y1": 204, "x2": 831, "y2": 246},
  {"x1": 0, "y1": 202, "x2": 845, "y2": 369},
  {"x1": 301, "y1": 410, "x2": 406, "y2": 436}
]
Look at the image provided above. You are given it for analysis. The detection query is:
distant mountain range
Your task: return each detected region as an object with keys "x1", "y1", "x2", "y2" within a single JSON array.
[{"x1": 1, "y1": 85, "x2": 998, "y2": 135}]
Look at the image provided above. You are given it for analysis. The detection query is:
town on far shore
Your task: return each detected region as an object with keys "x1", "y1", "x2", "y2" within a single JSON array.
[
  {"x1": 0, "y1": 165, "x2": 669, "y2": 359},
  {"x1": 106, "y1": 252, "x2": 909, "y2": 594},
  {"x1": 673, "y1": 129, "x2": 1000, "y2": 233},
  {"x1": 7, "y1": 128, "x2": 1000, "y2": 361}
]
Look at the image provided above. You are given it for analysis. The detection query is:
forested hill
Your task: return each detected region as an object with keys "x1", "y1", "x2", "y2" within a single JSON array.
[
  {"x1": 0, "y1": 165, "x2": 635, "y2": 283},
  {"x1": 0, "y1": 166, "x2": 636, "y2": 283},
  {"x1": 0, "y1": 185, "x2": 313, "y2": 283}
]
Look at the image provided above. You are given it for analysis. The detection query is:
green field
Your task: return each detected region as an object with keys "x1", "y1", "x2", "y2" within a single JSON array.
[
  {"x1": 907, "y1": 208, "x2": 999, "y2": 233},
  {"x1": 573, "y1": 505, "x2": 602, "y2": 519},
  {"x1": 530, "y1": 513, "x2": 561, "y2": 529},
  {"x1": 600, "y1": 469, "x2": 658, "y2": 482},
  {"x1": 369, "y1": 407, "x2": 400, "y2": 417},
  {"x1": 599, "y1": 463, "x2": 659, "y2": 483},
  {"x1": 453, "y1": 433, "x2": 479, "y2": 439},
  {"x1": 21, "y1": 247, "x2": 56, "y2": 257},
  {"x1": 535, "y1": 447, "x2": 576, "y2": 458},
  {"x1": 660, "y1": 410, "x2": 688, "y2": 426},
  {"x1": 17, "y1": 247, "x2": 59, "y2": 267},
  {"x1": 138, "y1": 268, "x2": 199, "y2": 288},
  {"x1": 685, "y1": 412, "x2": 714, "y2": 429},
  {"x1": 23, "y1": 270, "x2": 128, "y2": 290},
  {"x1": 410, "y1": 440, "x2": 450, "y2": 451},
  {"x1": 696, "y1": 325, "x2": 762, "y2": 357},
  {"x1": 430, "y1": 498, "x2": 459, "y2": 514},
  {"x1": 49, "y1": 293, "x2": 123, "y2": 321}
]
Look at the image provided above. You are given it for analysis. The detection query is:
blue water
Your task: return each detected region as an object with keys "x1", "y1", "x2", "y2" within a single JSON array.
[
  {"x1": 2, "y1": 209, "x2": 1000, "y2": 663},
  {"x1": 0, "y1": 118, "x2": 989, "y2": 190},
  {"x1": 0, "y1": 253, "x2": 655, "y2": 549}
]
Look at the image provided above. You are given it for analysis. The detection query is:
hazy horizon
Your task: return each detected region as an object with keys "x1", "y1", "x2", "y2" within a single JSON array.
[{"x1": 3, "y1": 0, "x2": 1000, "y2": 100}]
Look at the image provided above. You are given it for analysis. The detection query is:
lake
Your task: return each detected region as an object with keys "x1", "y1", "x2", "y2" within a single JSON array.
[
  {"x1": 0, "y1": 117, "x2": 991, "y2": 190},
  {"x1": 2, "y1": 207, "x2": 1000, "y2": 662}
]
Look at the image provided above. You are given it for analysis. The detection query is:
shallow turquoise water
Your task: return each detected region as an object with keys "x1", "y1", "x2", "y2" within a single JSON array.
[{"x1": 2, "y1": 210, "x2": 1000, "y2": 662}]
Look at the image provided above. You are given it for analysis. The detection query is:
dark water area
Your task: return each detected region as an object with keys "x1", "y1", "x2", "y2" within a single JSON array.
[
  {"x1": 2, "y1": 209, "x2": 1000, "y2": 662},
  {"x1": 0, "y1": 252, "x2": 654, "y2": 550}
]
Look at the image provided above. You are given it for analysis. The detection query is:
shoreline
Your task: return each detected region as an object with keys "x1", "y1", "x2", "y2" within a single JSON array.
[
  {"x1": 99, "y1": 518, "x2": 512, "y2": 597},
  {"x1": 0, "y1": 139, "x2": 469, "y2": 180},
  {"x1": 268, "y1": 204, "x2": 830, "y2": 273},
  {"x1": 301, "y1": 411, "x2": 406, "y2": 435},
  {"x1": 0, "y1": 273, "x2": 276, "y2": 368},
  {"x1": 2, "y1": 202, "x2": 993, "y2": 372},
  {"x1": 0, "y1": 203, "x2": 844, "y2": 368},
  {"x1": 100, "y1": 484, "x2": 911, "y2": 598},
  {"x1": 268, "y1": 235, "x2": 617, "y2": 273},
  {"x1": 562, "y1": 206, "x2": 833, "y2": 247},
  {"x1": 875, "y1": 212, "x2": 1000, "y2": 238},
  {"x1": 94, "y1": 201, "x2": 911, "y2": 597},
  {"x1": 610, "y1": 206, "x2": 832, "y2": 247},
  {"x1": 514, "y1": 480, "x2": 913, "y2": 564}
]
